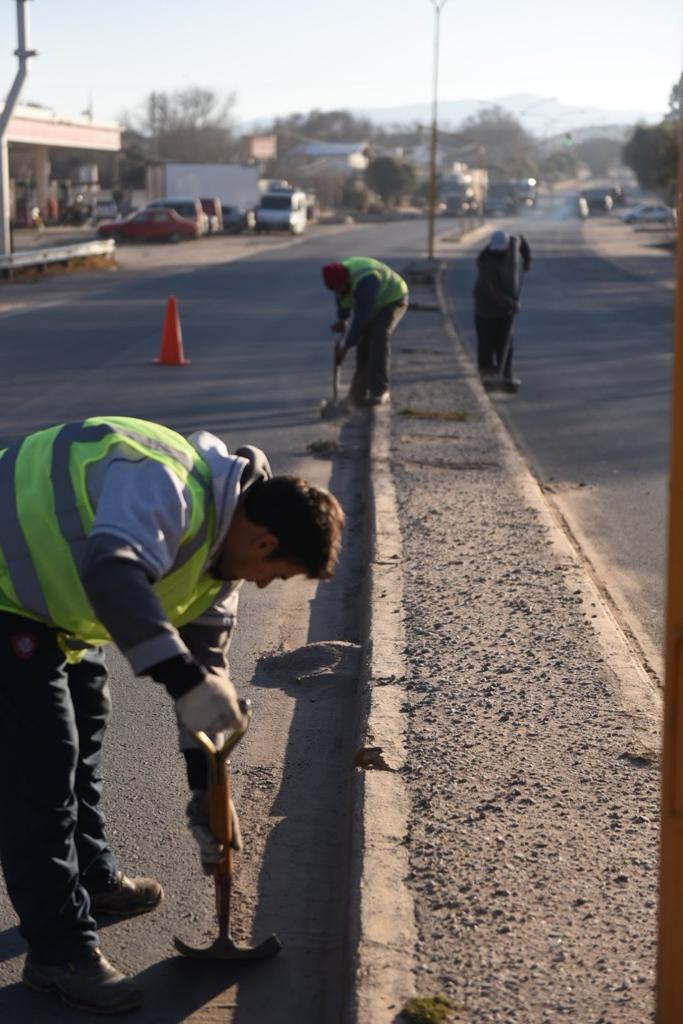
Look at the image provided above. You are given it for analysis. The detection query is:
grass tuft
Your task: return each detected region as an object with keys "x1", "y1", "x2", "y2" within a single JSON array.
[
  {"x1": 306, "y1": 438, "x2": 340, "y2": 455},
  {"x1": 399, "y1": 408, "x2": 470, "y2": 422}
]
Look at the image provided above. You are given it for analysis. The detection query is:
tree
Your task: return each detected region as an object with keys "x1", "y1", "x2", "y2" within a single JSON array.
[
  {"x1": 366, "y1": 156, "x2": 414, "y2": 206},
  {"x1": 122, "y1": 87, "x2": 238, "y2": 163},
  {"x1": 538, "y1": 148, "x2": 580, "y2": 186},
  {"x1": 575, "y1": 137, "x2": 623, "y2": 177},
  {"x1": 667, "y1": 73, "x2": 682, "y2": 122},
  {"x1": 447, "y1": 106, "x2": 539, "y2": 180},
  {"x1": 622, "y1": 121, "x2": 678, "y2": 202},
  {"x1": 271, "y1": 109, "x2": 376, "y2": 144}
]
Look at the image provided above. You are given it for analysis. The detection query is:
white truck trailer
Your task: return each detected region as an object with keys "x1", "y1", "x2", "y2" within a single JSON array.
[{"x1": 146, "y1": 163, "x2": 262, "y2": 209}]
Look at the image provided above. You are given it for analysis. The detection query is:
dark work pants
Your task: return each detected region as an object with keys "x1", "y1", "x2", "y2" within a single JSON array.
[
  {"x1": 475, "y1": 314, "x2": 515, "y2": 378},
  {"x1": 349, "y1": 299, "x2": 408, "y2": 404},
  {"x1": 0, "y1": 612, "x2": 117, "y2": 963}
]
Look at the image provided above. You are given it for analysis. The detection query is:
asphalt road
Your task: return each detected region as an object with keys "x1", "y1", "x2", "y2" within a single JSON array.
[
  {"x1": 2, "y1": 203, "x2": 669, "y2": 1019},
  {"x1": 444, "y1": 196, "x2": 675, "y2": 673},
  {"x1": 0, "y1": 215, "x2": 432, "y2": 1023}
]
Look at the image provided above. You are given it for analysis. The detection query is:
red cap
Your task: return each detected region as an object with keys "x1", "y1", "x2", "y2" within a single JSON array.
[{"x1": 321, "y1": 262, "x2": 350, "y2": 292}]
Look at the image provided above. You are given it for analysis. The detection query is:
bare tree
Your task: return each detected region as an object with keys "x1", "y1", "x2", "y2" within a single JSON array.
[{"x1": 122, "y1": 87, "x2": 239, "y2": 163}]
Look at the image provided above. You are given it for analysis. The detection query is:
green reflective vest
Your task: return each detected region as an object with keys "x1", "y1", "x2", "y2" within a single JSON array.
[
  {"x1": 339, "y1": 257, "x2": 408, "y2": 317},
  {"x1": 0, "y1": 416, "x2": 224, "y2": 654}
]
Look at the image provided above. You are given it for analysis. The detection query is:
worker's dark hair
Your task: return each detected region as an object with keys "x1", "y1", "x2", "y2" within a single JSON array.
[{"x1": 242, "y1": 476, "x2": 345, "y2": 580}]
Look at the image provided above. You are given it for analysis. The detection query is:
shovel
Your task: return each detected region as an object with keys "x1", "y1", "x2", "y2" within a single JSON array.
[
  {"x1": 481, "y1": 326, "x2": 519, "y2": 394},
  {"x1": 174, "y1": 701, "x2": 282, "y2": 961},
  {"x1": 320, "y1": 342, "x2": 348, "y2": 419}
]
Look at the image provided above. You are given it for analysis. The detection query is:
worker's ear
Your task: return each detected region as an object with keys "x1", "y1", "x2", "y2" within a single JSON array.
[{"x1": 252, "y1": 531, "x2": 279, "y2": 558}]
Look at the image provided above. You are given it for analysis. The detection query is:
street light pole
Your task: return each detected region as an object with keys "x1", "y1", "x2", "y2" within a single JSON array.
[
  {"x1": 0, "y1": 0, "x2": 37, "y2": 257},
  {"x1": 426, "y1": 0, "x2": 448, "y2": 261}
]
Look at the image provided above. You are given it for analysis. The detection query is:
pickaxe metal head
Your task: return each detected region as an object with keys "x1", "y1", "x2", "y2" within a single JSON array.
[{"x1": 174, "y1": 932, "x2": 282, "y2": 962}]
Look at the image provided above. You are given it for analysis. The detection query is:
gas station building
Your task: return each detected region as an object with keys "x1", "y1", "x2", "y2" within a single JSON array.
[{"x1": 5, "y1": 103, "x2": 121, "y2": 224}]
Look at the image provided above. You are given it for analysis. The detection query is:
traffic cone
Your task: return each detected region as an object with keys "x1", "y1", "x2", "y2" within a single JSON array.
[{"x1": 154, "y1": 296, "x2": 191, "y2": 365}]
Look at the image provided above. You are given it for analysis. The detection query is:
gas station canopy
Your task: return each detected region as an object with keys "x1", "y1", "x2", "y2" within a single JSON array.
[{"x1": 6, "y1": 103, "x2": 121, "y2": 152}]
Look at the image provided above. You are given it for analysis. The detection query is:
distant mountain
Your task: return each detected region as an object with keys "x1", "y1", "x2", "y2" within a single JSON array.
[
  {"x1": 351, "y1": 93, "x2": 662, "y2": 137},
  {"x1": 239, "y1": 93, "x2": 662, "y2": 140}
]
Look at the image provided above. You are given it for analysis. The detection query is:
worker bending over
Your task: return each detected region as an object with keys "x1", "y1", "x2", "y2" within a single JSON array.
[
  {"x1": 0, "y1": 416, "x2": 344, "y2": 1014},
  {"x1": 322, "y1": 257, "x2": 409, "y2": 406}
]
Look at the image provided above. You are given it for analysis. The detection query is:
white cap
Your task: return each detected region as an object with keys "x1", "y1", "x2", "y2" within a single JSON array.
[{"x1": 489, "y1": 229, "x2": 510, "y2": 252}]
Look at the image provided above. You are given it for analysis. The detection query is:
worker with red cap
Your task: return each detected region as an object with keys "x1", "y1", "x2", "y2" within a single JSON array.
[{"x1": 321, "y1": 257, "x2": 409, "y2": 406}]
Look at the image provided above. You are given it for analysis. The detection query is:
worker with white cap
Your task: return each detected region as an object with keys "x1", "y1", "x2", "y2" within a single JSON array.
[{"x1": 473, "y1": 229, "x2": 532, "y2": 392}]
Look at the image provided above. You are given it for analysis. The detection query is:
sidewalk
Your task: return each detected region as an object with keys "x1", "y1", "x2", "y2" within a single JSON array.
[{"x1": 349, "y1": 262, "x2": 662, "y2": 1023}]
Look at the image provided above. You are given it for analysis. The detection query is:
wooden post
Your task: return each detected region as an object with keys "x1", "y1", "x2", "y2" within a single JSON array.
[{"x1": 657, "y1": 109, "x2": 683, "y2": 1022}]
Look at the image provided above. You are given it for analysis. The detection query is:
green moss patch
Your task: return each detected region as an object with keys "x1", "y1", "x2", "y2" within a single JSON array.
[{"x1": 401, "y1": 994, "x2": 455, "y2": 1023}]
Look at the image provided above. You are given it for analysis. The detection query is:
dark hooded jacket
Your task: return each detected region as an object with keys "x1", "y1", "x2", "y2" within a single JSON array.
[{"x1": 474, "y1": 234, "x2": 531, "y2": 318}]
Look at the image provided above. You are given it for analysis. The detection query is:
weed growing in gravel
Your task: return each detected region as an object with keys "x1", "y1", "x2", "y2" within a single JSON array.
[
  {"x1": 401, "y1": 994, "x2": 456, "y2": 1023},
  {"x1": 306, "y1": 439, "x2": 340, "y2": 455},
  {"x1": 399, "y1": 408, "x2": 470, "y2": 422}
]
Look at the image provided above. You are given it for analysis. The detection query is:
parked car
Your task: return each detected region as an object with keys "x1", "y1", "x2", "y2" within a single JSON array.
[
  {"x1": 255, "y1": 186, "x2": 308, "y2": 235},
  {"x1": 484, "y1": 183, "x2": 519, "y2": 216},
  {"x1": 221, "y1": 204, "x2": 255, "y2": 233},
  {"x1": 93, "y1": 198, "x2": 119, "y2": 222},
  {"x1": 579, "y1": 188, "x2": 613, "y2": 214},
  {"x1": 200, "y1": 197, "x2": 223, "y2": 234},
  {"x1": 621, "y1": 202, "x2": 676, "y2": 226},
  {"x1": 146, "y1": 197, "x2": 209, "y2": 236},
  {"x1": 97, "y1": 207, "x2": 199, "y2": 243}
]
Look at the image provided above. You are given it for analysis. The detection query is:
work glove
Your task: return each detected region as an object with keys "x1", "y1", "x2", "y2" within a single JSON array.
[
  {"x1": 174, "y1": 670, "x2": 244, "y2": 736},
  {"x1": 186, "y1": 789, "x2": 243, "y2": 875},
  {"x1": 335, "y1": 341, "x2": 348, "y2": 366},
  {"x1": 330, "y1": 319, "x2": 347, "y2": 334}
]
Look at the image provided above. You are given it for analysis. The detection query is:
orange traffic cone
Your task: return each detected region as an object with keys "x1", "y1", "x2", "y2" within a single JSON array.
[{"x1": 154, "y1": 296, "x2": 191, "y2": 365}]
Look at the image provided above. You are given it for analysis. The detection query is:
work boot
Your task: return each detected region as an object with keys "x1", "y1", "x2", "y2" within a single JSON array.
[
  {"x1": 88, "y1": 871, "x2": 163, "y2": 917},
  {"x1": 23, "y1": 948, "x2": 143, "y2": 1014}
]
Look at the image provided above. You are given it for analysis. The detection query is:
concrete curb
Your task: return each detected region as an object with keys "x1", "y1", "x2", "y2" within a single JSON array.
[
  {"x1": 345, "y1": 242, "x2": 491, "y2": 1024},
  {"x1": 346, "y1": 408, "x2": 416, "y2": 1024}
]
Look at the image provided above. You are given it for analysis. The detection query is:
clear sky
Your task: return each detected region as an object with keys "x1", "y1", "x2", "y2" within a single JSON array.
[{"x1": 0, "y1": 0, "x2": 680, "y2": 126}]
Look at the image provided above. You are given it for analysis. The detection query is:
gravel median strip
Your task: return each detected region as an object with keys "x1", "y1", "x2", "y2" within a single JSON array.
[{"x1": 350, "y1": 261, "x2": 662, "y2": 1024}]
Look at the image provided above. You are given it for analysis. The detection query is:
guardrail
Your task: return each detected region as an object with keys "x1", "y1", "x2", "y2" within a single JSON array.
[{"x1": 0, "y1": 238, "x2": 115, "y2": 276}]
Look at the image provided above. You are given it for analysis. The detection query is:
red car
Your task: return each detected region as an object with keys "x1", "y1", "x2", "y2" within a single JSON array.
[{"x1": 97, "y1": 207, "x2": 199, "y2": 243}]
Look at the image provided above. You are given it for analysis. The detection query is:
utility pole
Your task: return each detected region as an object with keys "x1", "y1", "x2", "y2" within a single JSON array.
[
  {"x1": 0, "y1": 0, "x2": 36, "y2": 257},
  {"x1": 426, "y1": 0, "x2": 447, "y2": 261},
  {"x1": 657, "y1": 84, "x2": 683, "y2": 1023}
]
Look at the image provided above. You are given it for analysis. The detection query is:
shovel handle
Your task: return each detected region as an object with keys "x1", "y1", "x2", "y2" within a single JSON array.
[
  {"x1": 333, "y1": 363, "x2": 340, "y2": 404},
  {"x1": 192, "y1": 699, "x2": 252, "y2": 868},
  {"x1": 193, "y1": 697, "x2": 252, "y2": 766}
]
